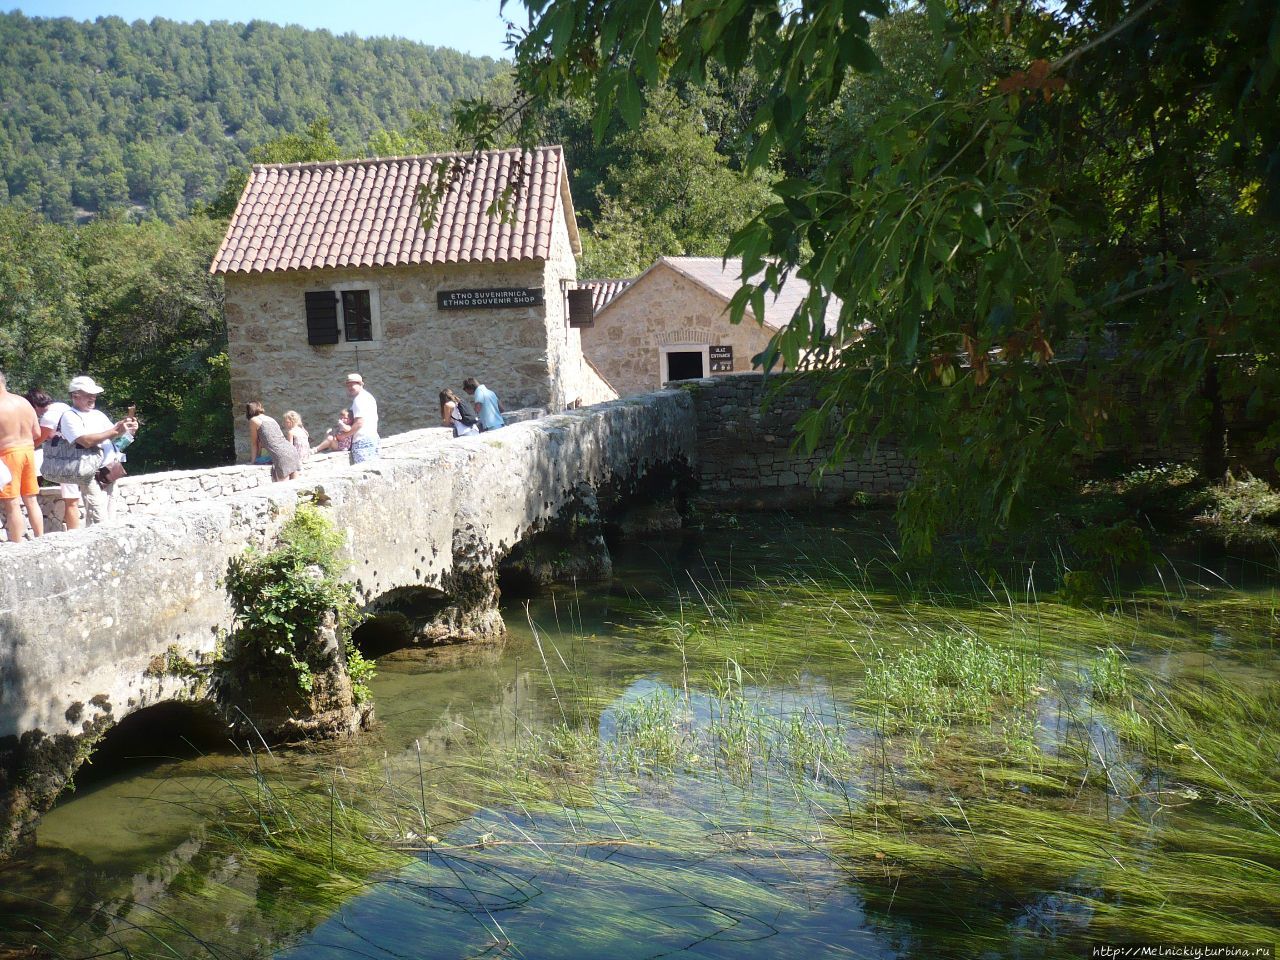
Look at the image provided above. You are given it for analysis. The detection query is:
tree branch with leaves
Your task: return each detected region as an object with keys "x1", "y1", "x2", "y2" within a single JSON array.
[{"x1": 468, "y1": 0, "x2": 1280, "y2": 552}]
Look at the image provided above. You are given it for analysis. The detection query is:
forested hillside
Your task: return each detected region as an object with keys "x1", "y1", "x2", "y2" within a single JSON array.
[{"x1": 0, "y1": 12, "x2": 506, "y2": 221}]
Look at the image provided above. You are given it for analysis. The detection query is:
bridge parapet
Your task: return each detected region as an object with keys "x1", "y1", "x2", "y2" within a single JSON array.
[{"x1": 29, "y1": 407, "x2": 550, "y2": 530}]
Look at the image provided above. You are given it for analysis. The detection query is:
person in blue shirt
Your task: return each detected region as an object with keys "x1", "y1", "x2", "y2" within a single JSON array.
[{"x1": 463, "y1": 377, "x2": 505, "y2": 431}]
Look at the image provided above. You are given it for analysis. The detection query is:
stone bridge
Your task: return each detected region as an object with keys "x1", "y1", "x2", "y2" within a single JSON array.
[{"x1": 0, "y1": 390, "x2": 696, "y2": 856}]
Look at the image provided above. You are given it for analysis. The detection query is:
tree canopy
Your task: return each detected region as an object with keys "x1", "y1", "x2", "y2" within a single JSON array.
[
  {"x1": 569, "y1": 88, "x2": 773, "y2": 277},
  {"x1": 488, "y1": 0, "x2": 1280, "y2": 552},
  {"x1": 0, "y1": 209, "x2": 233, "y2": 470}
]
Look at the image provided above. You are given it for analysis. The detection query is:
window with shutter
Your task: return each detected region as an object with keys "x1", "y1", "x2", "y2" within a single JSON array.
[
  {"x1": 341, "y1": 290, "x2": 373, "y2": 342},
  {"x1": 304, "y1": 287, "x2": 379, "y2": 348},
  {"x1": 304, "y1": 291, "x2": 339, "y2": 345}
]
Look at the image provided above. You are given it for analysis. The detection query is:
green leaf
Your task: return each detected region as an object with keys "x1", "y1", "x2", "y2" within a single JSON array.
[
  {"x1": 783, "y1": 195, "x2": 809, "y2": 221},
  {"x1": 918, "y1": 266, "x2": 935, "y2": 310},
  {"x1": 839, "y1": 33, "x2": 881, "y2": 74},
  {"x1": 619, "y1": 75, "x2": 644, "y2": 127},
  {"x1": 772, "y1": 94, "x2": 793, "y2": 136},
  {"x1": 937, "y1": 282, "x2": 955, "y2": 311},
  {"x1": 985, "y1": 304, "x2": 1016, "y2": 337},
  {"x1": 926, "y1": 0, "x2": 946, "y2": 36},
  {"x1": 773, "y1": 178, "x2": 811, "y2": 199},
  {"x1": 548, "y1": 2, "x2": 577, "y2": 60}
]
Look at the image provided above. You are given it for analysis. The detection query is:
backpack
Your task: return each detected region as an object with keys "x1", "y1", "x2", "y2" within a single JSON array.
[{"x1": 454, "y1": 398, "x2": 479, "y2": 427}]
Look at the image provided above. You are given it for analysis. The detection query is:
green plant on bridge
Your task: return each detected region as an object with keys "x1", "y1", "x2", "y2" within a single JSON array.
[{"x1": 223, "y1": 505, "x2": 374, "y2": 704}]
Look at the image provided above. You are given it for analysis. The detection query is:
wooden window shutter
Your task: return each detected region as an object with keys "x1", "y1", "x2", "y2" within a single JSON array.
[
  {"x1": 567, "y1": 288, "x2": 595, "y2": 328},
  {"x1": 305, "y1": 291, "x2": 339, "y2": 345}
]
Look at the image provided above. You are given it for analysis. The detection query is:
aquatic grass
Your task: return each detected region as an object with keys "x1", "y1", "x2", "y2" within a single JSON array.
[
  {"x1": 1085, "y1": 646, "x2": 1129, "y2": 701},
  {"x1": 621, "y1": 561, "x2": 1266, "y2": 693},
  {"x1": 834, "y1": 795, "x2": 1280, "y2": 947},
  {"x1": 408, "y1": 566, "x2": 1280, "y2": 953},
  {"x1": 1108, "y1": 672, "x2": 1280, "y2": 806},
  {"x1": 0, "y1": 749, "x2": 418, "y2": 960},
  {"x1": 15, "y1": 515, "x2": 1280, "y2": 959},
  {"x1": 780, "y1": 706, "x2": 855, "y2": 780},
  {"x1": 612, "y1": 686, "x2": 695, "y2": 772},
  {"x1": 861, "y1": 631, "x2": 1041, "y2": 731}
]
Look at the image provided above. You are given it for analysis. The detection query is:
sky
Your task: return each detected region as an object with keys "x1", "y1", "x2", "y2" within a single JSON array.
[{"x1": 10, "y1": 0, "x2": 517, "y2": 59}]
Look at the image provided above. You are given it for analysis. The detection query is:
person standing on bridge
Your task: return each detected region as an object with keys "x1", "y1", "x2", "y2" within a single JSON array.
[
  {"x1": 57, "y1": 375, "x2": 137, "y2": 527},
  {"x1": 246, "y1": 401, "x2": 300, "y2": 482},
  {"x1": 463, "y1": 377, "x2": 504, "y2": 431},
  {"x1": 0, "y1": 370, "x2": 43, "y2": 542},
  {"x1": 25, "y1": 388, "x2": 81, "y2": 531},
  {"x1": 340, "y1": 373, "x2": 380, "y2": 463}
]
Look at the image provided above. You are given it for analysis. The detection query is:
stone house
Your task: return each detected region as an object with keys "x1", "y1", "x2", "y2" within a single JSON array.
[
  {"x1": 212, "y1": 146, "x2": 609, "y2": 459},
  {"x1": 576, "y1": 256, "x2": 840, "y2": 398}
]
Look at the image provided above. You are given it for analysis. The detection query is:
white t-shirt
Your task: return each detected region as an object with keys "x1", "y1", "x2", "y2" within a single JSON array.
[
  {"x1": 40, "y1": 401, "x2": 71, "y2": 433},
  {"x1": 59, "y1": 406, "x2": 121, "y2": 463},
  {"x1": 450, "y1": 405, "x2": 480, "y2": 437},
  {"x1": 349, "y1": 389, "x2": 379, "y2": 441}
]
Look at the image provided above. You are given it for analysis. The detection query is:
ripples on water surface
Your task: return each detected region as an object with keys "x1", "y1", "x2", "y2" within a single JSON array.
[{"x1": 2, "y1": 514, "x2": 1278, "y2": 958}]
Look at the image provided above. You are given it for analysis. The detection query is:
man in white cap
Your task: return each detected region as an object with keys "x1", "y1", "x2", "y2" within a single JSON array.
[
  {"x1": 58, "y1": 375, "x2": 138, "y2": 525},
  {"x1": 338, "y1": 372, "x2": 379, "y2": 463}
]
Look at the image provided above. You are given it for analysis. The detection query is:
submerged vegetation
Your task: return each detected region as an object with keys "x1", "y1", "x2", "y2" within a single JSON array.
[{"x1": 5, "y1": 512, "x2": 1276, "y2": 958}]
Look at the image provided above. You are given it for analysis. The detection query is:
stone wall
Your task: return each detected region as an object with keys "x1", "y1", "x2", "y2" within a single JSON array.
[
  {"x1": 224, "y1": 212, "x2": 580, "y2": 462},
  {"x1": 541, "y1": 197, "x2": 583, "y2": 411},
  {"x1": 578, "y1": 357, "x2": 620, "y2": 407},
  {"x1": 681, "y1": 374, "x2": 912, "y2": 506},
  {"x1": 579, "y1": 263, "x2": 775, "y2": 397},
  {"x1": 682, "y1": 370, "x2": 1271, "y2": 507}
]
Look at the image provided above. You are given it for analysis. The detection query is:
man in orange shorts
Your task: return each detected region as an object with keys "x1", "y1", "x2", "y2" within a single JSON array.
[{"x1": 0, "y1": 370, "x2": 44, "y2": 543}]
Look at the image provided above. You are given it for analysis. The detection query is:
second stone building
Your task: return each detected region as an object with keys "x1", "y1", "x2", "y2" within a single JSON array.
[{"x1": 576, "y1": 256, "x2": 841, "y2": 398}]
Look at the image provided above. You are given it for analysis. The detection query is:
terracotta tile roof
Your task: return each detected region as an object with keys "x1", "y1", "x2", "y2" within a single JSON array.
[
  {"x1": 210, "y1": 146, "x2": 580, "y2": 275},
  {"x1": 577, "y1": 277, "x2": 633, "y2": 313},
  {"x1": 656, "y1": 257, "x2": 843, "y2": 335}
]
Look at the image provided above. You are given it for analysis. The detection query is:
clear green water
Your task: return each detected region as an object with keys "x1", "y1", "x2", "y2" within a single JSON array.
[{"x1": 2, "y1": 514, "x2": 1278, "y2": 958}]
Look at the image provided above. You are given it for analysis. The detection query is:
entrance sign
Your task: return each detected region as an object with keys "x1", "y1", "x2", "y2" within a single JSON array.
[
  {"x1": 709, "y1": 345, "x2": 734, "y2": 372},
  {"x1": 438, "y1": 288, "x2": 545, "y2": 309}
]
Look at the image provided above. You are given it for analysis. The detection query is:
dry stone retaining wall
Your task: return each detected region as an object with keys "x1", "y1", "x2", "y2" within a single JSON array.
[
  {"x1": 680, "y1": 374, "x2": 912, "y2": 506},
  {"x1": 680, "y1": 370, "x2": 1268, "y2": 508}
]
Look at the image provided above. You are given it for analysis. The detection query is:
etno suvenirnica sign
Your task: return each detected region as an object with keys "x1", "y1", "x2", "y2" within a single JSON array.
[{"x1": 437, "y1": 288, "x2": 545, "y2": 309}]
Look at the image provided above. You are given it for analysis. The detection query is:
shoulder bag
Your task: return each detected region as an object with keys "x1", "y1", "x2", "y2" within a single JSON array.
[
  {"x1": 41, "y1": 436, "x2": 103, "y2": 484},
  {"x1": 40, "y1": 410, "x2": 104, "y2": 484}
]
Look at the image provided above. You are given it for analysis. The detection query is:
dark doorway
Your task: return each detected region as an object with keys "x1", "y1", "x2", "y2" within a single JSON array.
[{"x1": 665, "y1": 350, "x2": 705, "y2": 383}]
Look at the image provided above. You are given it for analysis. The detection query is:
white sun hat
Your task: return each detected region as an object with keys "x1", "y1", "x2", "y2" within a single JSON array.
[{"x1": 68, "y1": 375, "x2": 105, "y2": 395}]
